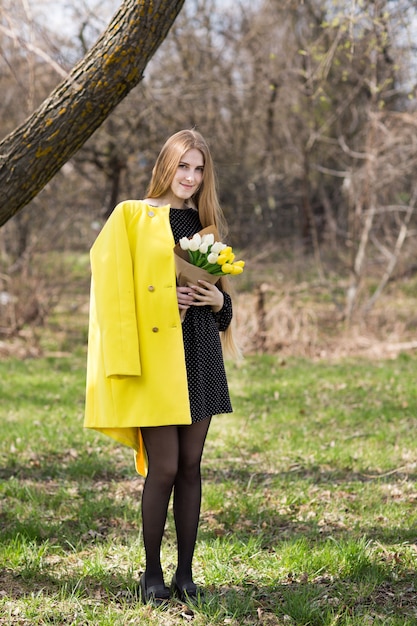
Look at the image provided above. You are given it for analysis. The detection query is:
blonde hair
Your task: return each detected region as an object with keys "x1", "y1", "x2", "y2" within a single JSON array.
[{"x1": 147, "y1": 129, "x2": 240, "y2": 359}]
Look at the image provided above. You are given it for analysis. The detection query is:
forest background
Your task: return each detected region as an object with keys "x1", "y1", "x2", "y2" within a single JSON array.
[{"x1": 1, "y1": 0, "x2": 417, "y2": 359}]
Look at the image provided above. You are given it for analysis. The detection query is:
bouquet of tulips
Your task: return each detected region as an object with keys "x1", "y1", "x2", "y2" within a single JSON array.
[
  {"x1": 173, "y1": 225, "x2": 245, "y2": 321},
  {"x1": 179, "y1": 233, "x2": 245, "y2": 276}
]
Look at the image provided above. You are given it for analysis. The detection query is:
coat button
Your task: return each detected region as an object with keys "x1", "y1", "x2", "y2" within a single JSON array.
[
  {"x1": 148, "y1": 285, "x2": 155, "y2": 292},
  {"x1": 147, "y1": 210, "x2": 155, "y2": 217},
  {"x1": 152, "y1": 327, "x2": 159, "y2": 333}
]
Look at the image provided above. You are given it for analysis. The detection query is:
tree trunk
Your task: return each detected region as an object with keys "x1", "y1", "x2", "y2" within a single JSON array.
[{"x1": 0, "y1": 0, "x2": 185, "y2": 227}]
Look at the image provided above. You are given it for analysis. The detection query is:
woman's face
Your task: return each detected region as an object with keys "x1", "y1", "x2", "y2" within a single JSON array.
[{"x1": 168, "y1": 148, "x2": 204, "y2": 206}]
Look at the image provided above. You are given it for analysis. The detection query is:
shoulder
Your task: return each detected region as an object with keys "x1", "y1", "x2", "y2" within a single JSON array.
[
  {"x1": 110, "y1": 199, "x2": 164, "y2": 225},
  {"x1": 109, "y1": 200, "x2": 172, "y2": 230},
  {"x1": 113, "y1": 199, "x2": 148, "y2": 216}
]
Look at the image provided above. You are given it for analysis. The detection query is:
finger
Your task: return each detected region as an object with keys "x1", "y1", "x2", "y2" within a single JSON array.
[
  {"x1": 177, "y1": 286, "x2": 194, "y2": 295},
  {"x1": 191, "y1": 283, "x2": 213, "y2": 295},
  {"x1": 197, "y1": 279, "x2": 212, "y2": 288}
]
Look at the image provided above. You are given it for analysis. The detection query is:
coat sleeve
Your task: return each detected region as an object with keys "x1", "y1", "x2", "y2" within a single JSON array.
[{"x1": 90, "y1": 204, "x2": 141, "y2": 378}]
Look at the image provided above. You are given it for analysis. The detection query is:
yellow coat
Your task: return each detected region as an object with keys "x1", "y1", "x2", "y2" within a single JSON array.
[{"x1": 84, "y1": 200, "x2": 191, "y2": 475}]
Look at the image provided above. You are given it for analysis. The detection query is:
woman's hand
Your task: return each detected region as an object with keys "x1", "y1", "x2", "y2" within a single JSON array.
[
  {"x1": 176, "y1": 286, "x2": 196, "y2": 312},
  {"x1": 188, "y1": 280, "x2": 224, "y2": 313}
]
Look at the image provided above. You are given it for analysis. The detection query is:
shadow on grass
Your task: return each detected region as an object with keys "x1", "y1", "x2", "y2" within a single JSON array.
[
  {"x1": 0, "y1": 567, "x2": 141, "y2": 605},
  {"x1": 204, "y1": 464, "x2": 417, "y2": 488},
  {"x1": 201, "y1": 466, "x2": 417, "y2": 546},
  {"x1": 1, "y1": 565, "x2": 417, "y2": 624},
  {"x1": 0, "y1": 450, "x2": 132, "y2": 482},
  {"x1": 0, "y1": 456, "x2": 144, "y2": 549},
  {"x1": 1, "y1": 457, "x2": 417, "y2": 549}
]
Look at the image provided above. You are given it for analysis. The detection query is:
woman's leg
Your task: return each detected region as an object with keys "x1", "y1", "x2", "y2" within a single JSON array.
[
  {"x1": 140, "y1": 425, "x2": 179, "y2": 588},
  {"x1": 173, "y1": 417, "x2": 212, "y2": 586}
]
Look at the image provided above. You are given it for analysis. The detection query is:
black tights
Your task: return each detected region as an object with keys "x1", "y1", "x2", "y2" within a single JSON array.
[{"x1": 140, "y1": 418, "x2": 211, "y2": 588}]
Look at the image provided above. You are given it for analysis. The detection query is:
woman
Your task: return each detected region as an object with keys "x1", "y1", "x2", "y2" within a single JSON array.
[{"x1": 84, "y1": 129, "x2": 237, "y2": 606}]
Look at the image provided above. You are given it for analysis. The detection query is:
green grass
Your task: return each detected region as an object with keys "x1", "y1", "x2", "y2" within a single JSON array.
[{"x1": 1, "y1": 353, "x2": 417, "y2": 625}]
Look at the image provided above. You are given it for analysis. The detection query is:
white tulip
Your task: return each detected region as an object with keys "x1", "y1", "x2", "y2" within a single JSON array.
[
  {"x1": 179, "y1": 237, "x2": 190, "y2": 250},
  {"x1": 207, "y1": 252, "x2": 219, "y2": 264},
  {"x1": 211, "y1": 241, "x2": 227, "y2": 253},
  {"x1": 189, "y1": 233, "x2": 202, "y2": 251},
  {"x1": 202, "y1": 233, "x2": 215, "y2": 246}
]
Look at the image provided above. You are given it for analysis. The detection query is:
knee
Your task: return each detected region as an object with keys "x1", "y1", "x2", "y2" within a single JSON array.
[
  {"x1": 177, "y1": 457, "x2": 201, "y2": 484},
  {"x1": 148, "y1": 457, "x2": 178, "y2": 489}
]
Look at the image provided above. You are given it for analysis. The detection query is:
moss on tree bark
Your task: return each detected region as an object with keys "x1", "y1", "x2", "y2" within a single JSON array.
[{"x1": 0, "y1": 0, "x2": 185, "y2": 227}]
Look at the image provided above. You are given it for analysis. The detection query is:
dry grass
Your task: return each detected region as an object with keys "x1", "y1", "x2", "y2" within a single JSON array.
[
  {"x1": 235, "y1": 273, "x2": 417, "y2": 361},
  {"x1": 1, "y1": 250, "x2": 417, "y2": 363}
]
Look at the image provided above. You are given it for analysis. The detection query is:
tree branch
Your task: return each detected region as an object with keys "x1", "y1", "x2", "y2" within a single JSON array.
[{"x1": 0, "y1": 0, "x2": 185, "y2": 227}]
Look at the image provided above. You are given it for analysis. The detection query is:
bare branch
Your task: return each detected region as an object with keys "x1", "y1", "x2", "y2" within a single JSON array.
[
  {"x1": 0, "y1": 24, "x2": 70, "y2": 79},
  {"x1": 363, "y1": 187, "x2": 417, "y2": 314}
]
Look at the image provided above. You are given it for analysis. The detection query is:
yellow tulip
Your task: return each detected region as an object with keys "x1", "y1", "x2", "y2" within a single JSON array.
[
  {"x1": 221, "y1": 263, "x2": 234, "y2": 274},
  {"x1": 234, "y1": 260, "x2": 245, "y2": 268},
  {"x1": 216, "y1": 254, "x2": 229, "y2": 265},
  {"x1": 230, "y1": 265, "x2": 243, "y2": 275}
]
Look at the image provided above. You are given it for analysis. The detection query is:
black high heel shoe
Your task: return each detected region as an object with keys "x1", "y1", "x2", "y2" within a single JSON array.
[
  {"x1": 139, "y1": 573, "x2": 170, "y2": 607},
  {"x1": 170, "y1": 574, "x2": 204, "y2": 604}
]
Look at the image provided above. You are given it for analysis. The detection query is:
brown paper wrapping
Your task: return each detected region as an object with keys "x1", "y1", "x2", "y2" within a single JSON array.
[{"x1": 174, "y1": 225, "x2": 221, "y2": 321}]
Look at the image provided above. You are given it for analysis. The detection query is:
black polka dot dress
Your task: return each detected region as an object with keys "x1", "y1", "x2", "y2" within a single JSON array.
[{"x1": 170, "y1": 207, "x2": 233, "y2": 423}]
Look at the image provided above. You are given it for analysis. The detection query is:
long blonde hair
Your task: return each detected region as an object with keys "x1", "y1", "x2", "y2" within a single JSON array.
[{"x1": 147, "y1": 129, "x2": 240, "y2": 359}]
